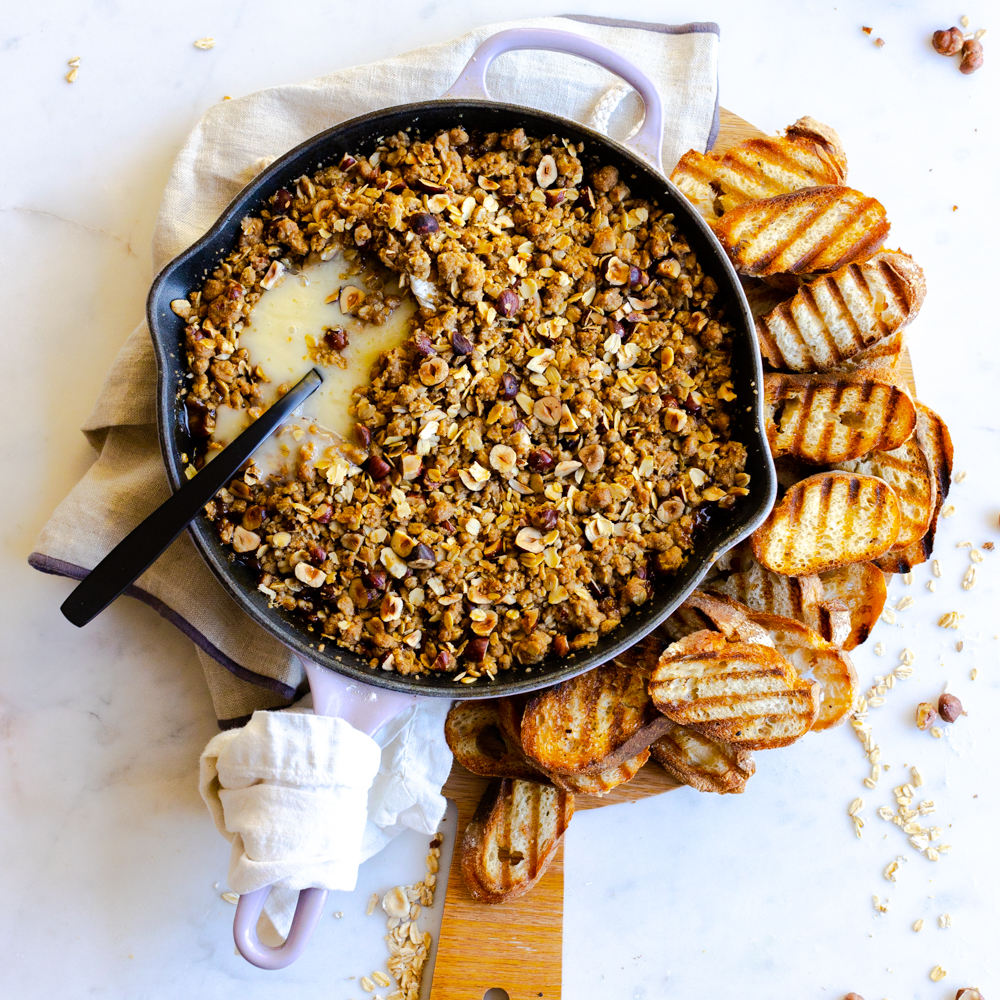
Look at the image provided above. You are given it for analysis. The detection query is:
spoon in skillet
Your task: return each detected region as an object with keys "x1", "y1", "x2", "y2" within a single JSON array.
[{"x1": 61, "y1": 368, "x2": 323, "y2": 627}]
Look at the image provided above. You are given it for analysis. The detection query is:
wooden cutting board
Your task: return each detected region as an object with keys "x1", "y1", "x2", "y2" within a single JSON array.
[{"x1": 427, "y1": 108, "x2": 915, "y2": 1000}]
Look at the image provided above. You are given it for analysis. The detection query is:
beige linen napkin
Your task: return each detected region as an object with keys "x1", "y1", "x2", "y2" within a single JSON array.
[{"x1": 30, "y1": 15, "x2": 720, "y2": 726}]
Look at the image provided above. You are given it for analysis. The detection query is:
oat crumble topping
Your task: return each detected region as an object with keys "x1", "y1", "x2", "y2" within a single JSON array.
[{"x1": 175, "y1": 126, "x2": 748, "y2": 678}]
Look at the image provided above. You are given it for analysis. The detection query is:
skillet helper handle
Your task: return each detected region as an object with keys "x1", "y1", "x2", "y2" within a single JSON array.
[
  {"x1": 233, "y1": 661, "x2": 415, "y2": 970},
  {"x1": 441, "y1": 27, "x2": 665, "y2": 174}
]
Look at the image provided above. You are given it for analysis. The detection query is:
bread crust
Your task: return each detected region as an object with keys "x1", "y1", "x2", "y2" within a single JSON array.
[{"x1": 649, "y1": 720, "x2": 754, "y2": 794}]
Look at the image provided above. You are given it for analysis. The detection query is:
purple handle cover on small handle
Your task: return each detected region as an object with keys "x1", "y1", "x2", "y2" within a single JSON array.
[
  {"x1": 232, "y1": 661, "x2": 415, "y2": 970},
  {"x1": 442, "y1": 27, "x2": 666, "y2": 173}
]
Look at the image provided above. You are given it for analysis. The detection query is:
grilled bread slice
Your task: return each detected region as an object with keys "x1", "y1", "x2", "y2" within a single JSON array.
[
  {"x1": 743, "y1": 611, "x2": 858, "y2": 729},
  {"x1": 833, "y1": 438, "x2": 933, "y2": 552},
  {"x1": 662, "y1": 588, "x2": 776, "y2": 646},
  {"x1": 649, "y1": 719, "x2": 755, "y2": 794},
  {"x1": 665, "y1": 591, "x2": 856, "y2": 729},
  {"x1": 872, "y1": 402, "x2": 953, "y2": 572},
  {"x1": 751, "y1": 471, "x2": 902, "y2": 576},
  {"x1": 547, "y1": 751, "x2": 650, "y2": 795},
  {"x1": 764, "y1": 372, "x2": 916, "y2": 464},
  {"x1": 818, "y1": 562, "x2": 887, "y2": 649},
  {"x1": 756, "y1": 251, "x2": 925, "y2": 371},
  {"x1": 669, "y1": 116, "x2": 847, "y2": 221},
  {"x1": 518, "y1": 658, "x2": 671, "y2": 775},
  {"x1": 649, "y1": 630, "x2": 820, "y2": 749},
  {"x1": 461, "y1": 778, "x2": 573, "y2": 904},
  {"x1": 445, "y1": 700, "x2": 546, "y2": 780},
  {"x1": 455, "y1": 699, "x2": 647, "y2": 796},
  {"x1": 715, "y1": 186, "x2": 889, "y2": 277}
]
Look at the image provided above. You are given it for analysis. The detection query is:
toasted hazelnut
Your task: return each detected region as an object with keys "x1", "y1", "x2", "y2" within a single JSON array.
[
  {"x1": 294, "y1": 562, "x2": 326, "y2": 588},
  {"x1": 341, "y1": 532, "x2": 363, "y2": 552},
  {"x1": 932, "y1": 26, "x2": 964, "y2": 55},
  {"x1": 578, "y1": 443, "x2": 605, "y2": 473},
  {"x1": 354, "y1": 423, "x2": 371, "y2": 448},
  {"x1": 271, "y1": 531, "x2": 291, "y2": 549},
  {"x1": 324, "y1": 327, "x2": 349, "y2": 351},
  {"x1": 916, "y1": 701, "x2": 938, "y2": 730},
  {"x1": 955, "y1": 989, "x2": 984, "y2": 1000},
  {"x1": 532, "y1": 506, "x2": 559, "y2": 531},
  {"x1": 408, "y1": 543, "x2": 437, "y2": 570},
  {"x1": 464, "y1": 636, "x2": 489, "y2": 662},
  {"x1": 339, "y1": 285, "x2": 366, "y2": 314},
  {"x1": 843, "y1": 994, "x2": 866, "y2": 1000},
  {"x1": 272, "y1": 188, "x2": 293, "y2": 214},
  {"x1": 401, "y1": 454, "x2": 423, "y2": 480},
  {"x1": 534, "y1": 395, "x2": 563, "y2": 426},
  {"x1": 232, "y1": 525, "x2": 261, "y2": 553},
  {"x1": 601, "y1": 255, "x2": 631, "y2": 285},
  {"x1": 515, "y1": 526, "x2": 545, "y2": 553},
  {"x1": 938, "y1": 693, "x2": 966, "y2": 723},
  {"x1": 364, "y1": 454, "x2": 391, "y2": 481},
  {"x1": 419, "y1": 357, "x2": 449, "y2": 386},
  {"x1": 477, "y1": 174, "x2": 499, "y2": 191},
  {"x1": 657, "y1": 498, "x2": 685, "y2": 523},
  {"x1": 498, "y1": 372, "x2": 520, "y2": 399},
  {"x1": 578, "y1": 186, "x2": 596, "y2": 210},
  {"x1": 535, "y1": 154, "x2": 558, "y2": 188},
  {"x1": 490, "y1": 444, "x2": 518, "y2": 477},
  {"x1": 430, "y1": 649, "x2": 454, "y2": 671},
  {"x1": 363, "y1": 569, "x2": 387, "y2": 591},
  {"x1": 412, "y1": 331, "x2": 436, "y2": 357},
  {"x1": 470, "y1": 608, "x2": 499, "y2": 636},
  {"x1": 242, "y1": 505, "x2": 267, "y2": 531},
  {"x1": 380, "y1": 592, "x2": 404, "y2": 621},
  {"x1": 545, "y1": 189, "x2": 565, "y2": 208},
  {"x1": 459, "y1": 465, "x2": 490, "y2": 492},
  {"x1": 960, "y1": 38, "x2": 984, "y2": 74},
  {"x1": 380, "y1": 547, "x2": 408, "y2": 580},
  {"x1": 348, "y1": 576, "x2": 375, "y2": 609},
  {"x1": 528, "y1": 449, "x2": 554, "y2": 473},
  {"x1": 451, "y1": 330, "x2": 474, "y2": 355},
  {"x1": 391, "y1": 529, "x2": 416, "y2": 558},
  {"x1": 410, "y1": 212, "x2": 439, "y2": 234},
  {"x1": 496, "y1": 288, "x2": 520, "y2": 317}
]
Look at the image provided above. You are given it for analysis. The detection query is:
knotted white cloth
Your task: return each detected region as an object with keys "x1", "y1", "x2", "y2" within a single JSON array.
[{"x1": 200, "y1": 698, "x2": 453, "y2": 937}]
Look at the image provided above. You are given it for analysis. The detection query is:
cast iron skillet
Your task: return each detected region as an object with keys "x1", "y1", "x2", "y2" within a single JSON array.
[{"x1": 148, "y1": 29, "x2": 776, "y2": 702}]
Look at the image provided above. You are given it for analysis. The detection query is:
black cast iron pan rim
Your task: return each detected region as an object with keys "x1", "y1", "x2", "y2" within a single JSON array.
[{"x1": 148, "y1": 97, "x2": 777, "y2": 699}]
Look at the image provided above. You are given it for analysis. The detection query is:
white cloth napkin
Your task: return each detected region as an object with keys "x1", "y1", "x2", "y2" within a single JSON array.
[
  {"x1": 29, "y1": 15, "x2": 720, "y2": 726},
  {"x1": 200, "y1": 698, "x2": 453, "y2": 938}
]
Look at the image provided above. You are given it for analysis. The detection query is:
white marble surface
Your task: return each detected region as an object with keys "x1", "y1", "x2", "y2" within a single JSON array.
[{"x1": 2, "y1": 1, "x2": 999, "y2": 997}]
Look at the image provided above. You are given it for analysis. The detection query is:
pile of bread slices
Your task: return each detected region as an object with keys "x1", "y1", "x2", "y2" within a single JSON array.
[{"x1": 445, "y1": 117, "x2": 953, "y2": 905}]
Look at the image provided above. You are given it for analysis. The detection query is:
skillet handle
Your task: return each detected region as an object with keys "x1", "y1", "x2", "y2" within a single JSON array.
[
  {"x1": 441, "y1": 27, "x2": 665, "y2": 174},
  {"x1": 232, "y1": 660, "x2": 416, "y2": 970}
]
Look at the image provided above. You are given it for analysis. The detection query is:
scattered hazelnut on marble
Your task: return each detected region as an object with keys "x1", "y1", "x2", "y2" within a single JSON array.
[
  {"x1": 932, "y1": 26, "x2": 964, "y2": 55},
  {"x1": 938, "y1": 692, "x2": 966, "y2": 723},
  {"x1": 916, "y1": 701, "x2": 938, "y2": 730},
  {"x1": 960, "y1": 38, "x2": 984, "y2": 74},
  {"x1": 382, "y1": 886, "x2": 409, "y2": 918}
]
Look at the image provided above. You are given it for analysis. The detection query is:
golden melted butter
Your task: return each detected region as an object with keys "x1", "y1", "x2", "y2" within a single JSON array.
[{"x1": 210, "y1": 253, "x2": 414, "y2": 475}]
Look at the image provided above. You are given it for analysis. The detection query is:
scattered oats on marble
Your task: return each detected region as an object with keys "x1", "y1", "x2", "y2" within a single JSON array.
[
  {"x1": 931, "y1": 726, "x2": 944, "y2": 738},
  {"x1": 874, "y1": 642, "x2": 885, "y2": 656},
  {"x1": 366, "y1": 892, "x2": 379, "y2": 916},
  {"x1": 939, "y1": 611, "x2": 964, "y2": 629},
  {"x1": 895, "y1": 596, "x2": 914, "y2": 611},
  {"x1": 930, "y1": 965, "x2": 947, "y2": 982},
  {"x1": 970, "y1": 549, "x2": 984, "y2": 563},
  {"x1": 221, "y1": 892, "x2": 239, "y2": 904},
  {"x1": 881, "y1": 609, "x2": 896, "y2": 624},
  {"x1": 932, "y1": 559, "x2": 943, "y2": 577},
  {"x1": 939, "y1": 913, "x2": 952, "y2": 928},
  {"x1": 913, "y1": 918, "x2": 924, "y2": 931},
  {"x1": 194, "y1": 37, "x2": 216, "y2": 49},
  {"x1": 962, "y1": 566, "x2": 977, "y2": 590},
  {"x1": 872, "y1": 894, "x2": 889, "y2": 914},
  {"x1": 954, "y1": 469, "x2": 967, "y2": 483},
  {"x1": 941, "y1": 505, "x2": 956, "y2": 519}
]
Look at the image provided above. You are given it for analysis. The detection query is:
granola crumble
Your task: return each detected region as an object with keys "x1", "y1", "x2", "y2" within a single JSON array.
[{"x1": 177, "y1": 126, "x2": 747, "y2": 677}]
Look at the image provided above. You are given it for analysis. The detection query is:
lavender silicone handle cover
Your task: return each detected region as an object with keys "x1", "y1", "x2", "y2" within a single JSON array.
[
  {"x1": 232, "y1": 660, "x2": 415, "y2": 970},
  {"x1": 442, "y1": 27, "x2": 665, "y2": 174}
]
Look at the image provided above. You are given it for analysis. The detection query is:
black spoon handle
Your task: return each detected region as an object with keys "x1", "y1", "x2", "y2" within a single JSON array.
[{"x1": 61, "y1": 369, "x2": 323, "y2": 628}]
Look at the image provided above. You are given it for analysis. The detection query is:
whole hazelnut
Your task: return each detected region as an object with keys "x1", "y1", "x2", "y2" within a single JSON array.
[
  {"x1": 531, "y1": 506, "x2": 559, "y2": 531},
  {"x1": 496, "y1": 288, "x2": 521, "y2": 317},
  {"x1": 464, "y1": 636, "x2": 489, "y2": 663},
  {"x1": 916, "y1": 701, "x2": 938, "y2": 730},
  {"x1": 938, "y1": 692, "x2": 967, "y2": 723},
  {"x1": 410, "y1": 213, "x2": 440, "y2": 234},
  {"x1": 324, "y1": 328, "x2": 349, "y2": 351},
  {"x1": 527, "y1": 449, "x2": 554, "y2": 473},
  {"x1": 364, "y1": 454, "x2": 391, "y2": 481},
  {"x1": 843, "y1": 994, "x2": 866, "y2": 1000},
  {"x1": 498, "y1": 372, "x2": 520, "y2": 399},
  {"x1": 451, "y1": 330, "x2": 475, "y2": 356},
  {"x1": 960, "y1": 38, "x2": 984, "y2": 74},
  {"x1": 932, "y1": 27, "x2": 965, "y2": 55}
]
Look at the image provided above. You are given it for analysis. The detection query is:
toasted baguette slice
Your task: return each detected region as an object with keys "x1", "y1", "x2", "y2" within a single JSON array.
[
  {"x1": 716, "y1": 186, "x2": 889, "y2": 277},
  {"x1": 752, "y1": 471, "x2": 902, "y2": 576},
  {"x1": 649, "y1": 630, "x2": 820, "y2": 749},
  {"x1": 461, "y1": 778, "x2": 573, "y2": 904},
  {"x1": 445, "y1": 700, "x2": 546, "y2": 780},
  {"x1": 548, "y1": 751, "x2": 650, "y2": 796},
  {"x1": 663, "y1": 588, "x2": 776, "y2": 646},
  {"x1": 649, "y1": 719, "x2": 755, "y2": 794},
  {"x1": 669, "y1": 117, "x2": 848, "y2": 221},
  {"x1": 709, "y1": 543, "x2": 855, "y2": 646},
  {"x1": 742, "y1": 610, "x2": 858, "y2": 729},
  {"x1": 764, "y1": 373, "x2": 916, "y2": 464},
  {"x1": 818, "y1": 562, "x2": 887, "y2": 649},
  {"x1": 755, "y1": 251, "x2": 925, "y2": 371},
  {"x1": 665, "y1": 591, "x2": 857, "y2": 729},
  {"x1": 873, "y1": 403, "x2": 953, "y2": 572},
  {"x1": 463, "y1": 699, "x2": 646, "y2": 796},
  {"x1": 834, "y1": 438, "x2": 933, "y2": 551},
  {"x1": 519, "y1": 658, "x2": 671, "y2": 775}
]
